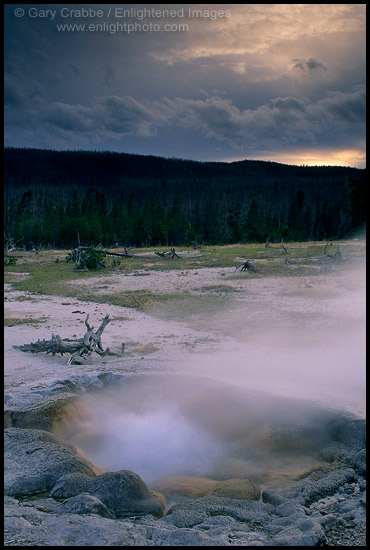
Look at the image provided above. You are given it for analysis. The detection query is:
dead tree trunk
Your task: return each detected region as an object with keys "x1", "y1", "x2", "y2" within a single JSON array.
[
  {"x1": 235, "y1": 260, "x2": 258, "y2": 272},
  {"x1": 168, "y1": 247, "x2": 180, "y2": 258},
  {"x1": 13, "y1": 315, "x2": 124, "y2": 365},
  {"x1": 107, "y1": 246, "x2": 134, "y2": 258},
  {"x1": 155, "y1": 247, "x2": 180, "y2": 258}
]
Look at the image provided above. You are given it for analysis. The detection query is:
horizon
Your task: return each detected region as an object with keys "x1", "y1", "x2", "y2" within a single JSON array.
[
  {"x1": 4, "y1": 145, "x2": 365, "y2": 171},
  {"x1": 4, "y1": 4, "x2": 366, "y2": 169}
]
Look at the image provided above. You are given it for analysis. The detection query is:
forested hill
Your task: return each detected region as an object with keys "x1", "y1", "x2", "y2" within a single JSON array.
[{"x1": 4, "y1": 147, "x2": 365, "y2": 248}]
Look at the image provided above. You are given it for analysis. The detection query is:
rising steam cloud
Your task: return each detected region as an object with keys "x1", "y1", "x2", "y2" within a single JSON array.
[{"x1": 69, "y1": 257, "x2": 365, "y2": 486}]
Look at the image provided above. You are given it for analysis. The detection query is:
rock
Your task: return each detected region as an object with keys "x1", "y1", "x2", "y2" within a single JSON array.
[
  {"x1": 320, "y1": 441, "x2": 366, "y2": 472},
  {"x1": 56, "y1": 493, "x2": 114, "y2": 518},
  {"x1": 5, "y1": 397, "x2": 91, "y2": 437},
  {"x1": 265, "y1": 513, "x2": 327, "y2": 545},
  {"x1": 88, "y1": 470, "x2": 165, "y2": 518},
  {"x1": 353, "y1": 449, "x2": 366, "y2": 475},
  {"x1": 164, "y1": 495, "x2": 274, "y2": 528},
  {"x1": 325, "y1": 415, "x2": 366, "y2": 448},
  {"x1": 50, "y1": 469, "x2": 165, "y2": 518},
  {"x1": 4, "y1": 428, "x2": 97, "y2": 497},
  {"x1": 3, "y1": 376, "x2": 366, "y2": 546},
  {"x1": 275, "y1": 498, "x2": 307, "y2": 518},
  {"x1": 49, "y1": 472, "x2": 91, "y2": 498},
  {"x1": 263, "y1": 467, "x2": 358, "y2": 508},
  {"x1": 150, "y1": 475, "x2": 219, "y2": 498},
  {"x1": 271, "y1": 524, "x2": 325, "y2": 546},
  {"x1": 5, "y1": 471, "x2": 367, "y2": 547},
  {"x1": 4, "y1": 501, "x2": 151, "y2": 546},
  {"x1": 151, "y1": 491, "x2": 166, "y2": 511},
  {"x1": 207, "y1": 478, "x2": 261, "y2": 500},
  {"x1": 308, "y1": 485, "x2": 367, "y2": 547},
  {"x1": 261, "y1": 489, "x2": 286, "y2": 507},
  {"x1": 146, "y1": 525, "x2": 231, "y2": 546}
]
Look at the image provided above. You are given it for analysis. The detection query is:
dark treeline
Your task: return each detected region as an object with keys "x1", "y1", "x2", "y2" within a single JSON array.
[{"x1": 4, "y1": 147, "x2": 366, "y2": 249}]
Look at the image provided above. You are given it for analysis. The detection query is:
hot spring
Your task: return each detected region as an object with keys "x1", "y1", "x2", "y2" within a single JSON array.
[{"x1": 57, "y1": 372, "x2": 361, "y2": 499}]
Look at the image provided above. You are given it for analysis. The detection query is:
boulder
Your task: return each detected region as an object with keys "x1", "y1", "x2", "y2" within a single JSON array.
[
  {"x1": 4, "y1": 428, "x2": 97, "y2": 497},
  {"x1": 49, "y1": 472, "x2": 91, "y2": 498},
  {"x1": 56, "y1": 493, "x2": 114, "y2": 518},
  {"x1": 88, "y1": 470, "x2": 165, "y2": 518},
  {"x1": 50, "y1": 469, "x2": 165, "y2": 518}
]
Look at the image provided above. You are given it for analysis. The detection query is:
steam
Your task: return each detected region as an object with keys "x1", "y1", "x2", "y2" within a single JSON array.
[
  {"x1": 81, "y1": 387, "x2": 225, "y2": 483},
  {"x1": 68, "y1": 256, "x2": 365, "y2": 486},
  {"x1": 71, "y1": 371, "x2": 358, "y2": 487},
  {"x1": 179, "y1": 258, "x2": 366, "y2": 417}
]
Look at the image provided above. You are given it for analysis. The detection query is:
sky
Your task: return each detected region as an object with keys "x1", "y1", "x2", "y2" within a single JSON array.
[{"x1": 4, "y1": 4, "x2": 366, "y2": 167}]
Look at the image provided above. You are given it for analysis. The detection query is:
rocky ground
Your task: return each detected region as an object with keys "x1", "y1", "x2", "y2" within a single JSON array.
[
  {"x1": 3, "y1": 411, "x2": 367, "y2": 546},
  {"x1": 4, "y1": 255, "x2": 366, "y2": 546}
]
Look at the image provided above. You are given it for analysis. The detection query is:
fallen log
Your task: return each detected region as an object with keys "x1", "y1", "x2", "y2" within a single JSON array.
[
  {"x1": 13, "y1": 314, "x2": 124, "y2": 365},
  {"x1": 66, "y1": 247, "x2": 134, "y2": 269},
  {"x1": 104, "y1": 248, "x2": 134, "y2": 258}
]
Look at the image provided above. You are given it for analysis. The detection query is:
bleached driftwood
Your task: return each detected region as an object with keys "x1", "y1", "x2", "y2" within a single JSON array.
[{"x1": 13, "y1": 314, "x2": 124, "y2": 365}]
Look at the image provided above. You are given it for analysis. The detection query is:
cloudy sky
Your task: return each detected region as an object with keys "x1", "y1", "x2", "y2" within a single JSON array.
[{"x1": 4, "y1": 4, "x2": 366, "y2": 167}]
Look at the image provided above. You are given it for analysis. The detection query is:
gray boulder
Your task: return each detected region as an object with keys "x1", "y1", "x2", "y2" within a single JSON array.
[
  {"x1": 49, "y1": 472, "x2": 91, "y2": 498},
  {"x1": 50, "y1": 469, "x2": 165, "y2": 518},
  {"x1": 56, "y1": 493, "x2": 114, "y2": 518},
  {"x1": 4, "y1": 428, "x2": 96, "y2": 497},
  {"x1": 88, "y1": 470, "x2": 165, "y2": 518}
]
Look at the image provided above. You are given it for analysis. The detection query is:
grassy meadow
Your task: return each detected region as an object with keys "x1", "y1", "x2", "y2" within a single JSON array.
[{"x1": 4, "y1": 241, "x2": 364, "y2": 312}]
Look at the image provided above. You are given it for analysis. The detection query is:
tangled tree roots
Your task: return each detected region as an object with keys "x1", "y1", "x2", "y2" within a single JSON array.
[{"x1": 13, "y1": 315, "x2": 124, "y2": 365}]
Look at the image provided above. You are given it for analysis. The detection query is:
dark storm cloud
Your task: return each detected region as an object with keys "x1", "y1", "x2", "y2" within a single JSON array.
[
  {"x1": 40, "y1": 95, "x2": 167, "y2": 138},
  {"x1": 161, "y1": 88, "x2": 365, "y2": 149},
  {"x1": 3, "y1": 3, "x2": 366, "y2": 166},
  {"x1": 42, "y1": 102, "x2": 94, "y2": 133},
  {"x1": 270, "y1": 97, "x2": 306, "y2": 112},
  {"x1": 12, "y1": 86, "x2": 363, "y2": 153},
  {"x1": 293, "y1": 58, "x2": 327, "y2": 72},
  {"x1": 313, "y1": 86, "x2": 366, "y2": 125}
]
